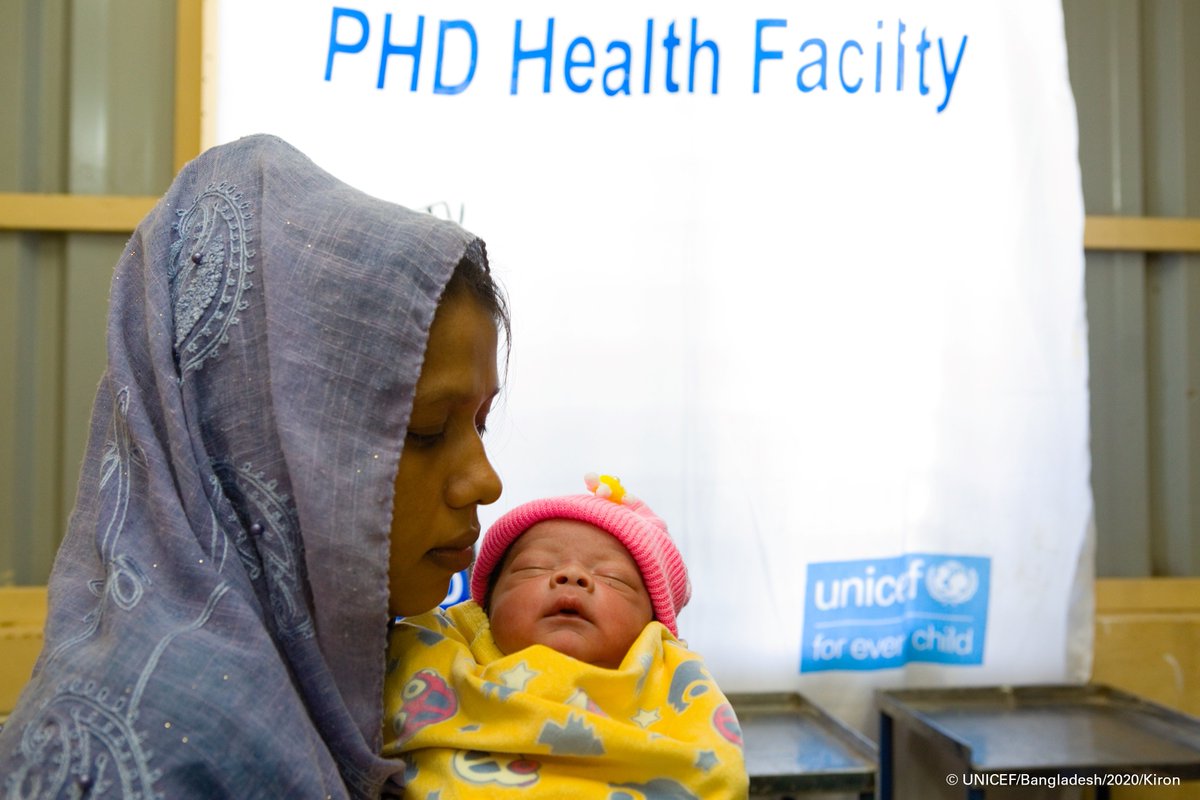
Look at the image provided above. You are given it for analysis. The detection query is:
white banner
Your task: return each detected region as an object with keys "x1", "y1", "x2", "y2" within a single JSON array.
[{"x1": 212, "y1": 0, "x2": 1092, "y2": 732}]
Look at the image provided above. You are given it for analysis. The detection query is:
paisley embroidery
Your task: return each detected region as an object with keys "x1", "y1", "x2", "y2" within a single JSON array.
[
  {"x1": 89, "y1": 554, "x2": 151, "y2": 612},
  {"x1": 204, "y1": 506, "x2": 231, "y2": 574},
  {"x1": 47, "y1": 388, "x2": 147, "y2": 666},
  {"x1": 7, "y1": 583, "x2": 230, "y2": 800},
  {"x1": 213, "y1": 461, "x2": 314, "y2": 642},
  {"x1": 168, "y1": 181, "x2": 255, "y2": 372},
  {"x1": 7, "y1": 681, "x2": 162, "y2": 799},
  {"x1": 209, "y1": 473, "x2": 260, "y2": 580},
  {"x1": 99, "y1": 387, "x2": 143, "y2": 560}
]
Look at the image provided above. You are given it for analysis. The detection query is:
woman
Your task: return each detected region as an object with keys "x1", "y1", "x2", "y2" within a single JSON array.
[{"x1": 0, "y1": 135, "x2": 508, "y2": 798}]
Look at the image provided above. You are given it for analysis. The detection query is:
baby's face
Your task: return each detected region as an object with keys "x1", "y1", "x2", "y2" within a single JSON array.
[{"x1": 487, "y1": 519, "x2": 654, "y2": 669}]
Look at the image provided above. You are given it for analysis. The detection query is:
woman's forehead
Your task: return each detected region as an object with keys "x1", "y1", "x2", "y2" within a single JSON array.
[{"x1": 412, "y1": 294, "x2": 500, "y2": 403}]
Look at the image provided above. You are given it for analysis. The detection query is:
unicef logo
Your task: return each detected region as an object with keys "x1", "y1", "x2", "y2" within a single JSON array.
[{"x1": 925, "y1": 560, "x2": 978, "y2": 606}]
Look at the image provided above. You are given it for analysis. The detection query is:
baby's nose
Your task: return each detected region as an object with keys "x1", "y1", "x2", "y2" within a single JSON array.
[{"x1": 552, "y1": 565, "x2": 593, "y2": 591}]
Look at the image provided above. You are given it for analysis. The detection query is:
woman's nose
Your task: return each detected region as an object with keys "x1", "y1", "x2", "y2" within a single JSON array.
[
  {"x1": 448, "y1": 440, "x2": 503, "y2": 509},
  {"x1": 472, "y1": 453, "x2": 502, "y2": 506},
  {"x1": 551, "y1": 565, "x2": 593, "y2": 591}
]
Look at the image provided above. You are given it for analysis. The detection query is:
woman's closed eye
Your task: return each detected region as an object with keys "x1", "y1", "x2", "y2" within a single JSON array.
[{"x1": 406, "y1": 428, "x2": 445, "y2": 448}]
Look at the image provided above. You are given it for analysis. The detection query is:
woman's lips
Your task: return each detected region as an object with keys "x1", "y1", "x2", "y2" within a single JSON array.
[
  {"x1": 426, "y1": 545, "x2": 475, "y2": 573},
  {"x1": 427, "y1": 532, "x2": 478, "y2": 573}
]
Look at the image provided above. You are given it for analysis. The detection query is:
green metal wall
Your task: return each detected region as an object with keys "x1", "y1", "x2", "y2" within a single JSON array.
[
  {"x1": 0, "y1": 0, "x2": 176, "y2": 584},
  {"x1": 1, "y1": 1, "x2": 1198, "y2": 584},
  {"x1": 1064, "y1": 0, "x2": 1200, "y2": 576}
]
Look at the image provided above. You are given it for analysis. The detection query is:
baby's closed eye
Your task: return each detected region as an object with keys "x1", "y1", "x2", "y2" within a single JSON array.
[
  {"x1": 510, "y1": 564, "x2": 552, "y2": 575},
  {"x1": 597, "y1": 571, "x2": 640, "y2": 590}
]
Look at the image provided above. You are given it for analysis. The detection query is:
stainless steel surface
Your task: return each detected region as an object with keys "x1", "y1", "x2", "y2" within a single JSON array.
[
  {"x1": 877, "y1": 683, "x2": 1200, "y2": 777},
  {"x1": 730, "y1": 692, "x2": 876, "y2": 795}
]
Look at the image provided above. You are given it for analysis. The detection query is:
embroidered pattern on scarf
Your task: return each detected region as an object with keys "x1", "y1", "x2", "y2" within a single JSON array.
[{"x1": 168, "y1": 181, "x2": 255, "y2": 373}]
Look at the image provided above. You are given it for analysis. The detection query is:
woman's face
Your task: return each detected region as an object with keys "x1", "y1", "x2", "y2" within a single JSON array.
[
  {"x1": 487, "y1": 520, "x2": 654, "y2": 668},
  {"x1": 389, "y1": 288, "x2": 502, "y2": 617}
]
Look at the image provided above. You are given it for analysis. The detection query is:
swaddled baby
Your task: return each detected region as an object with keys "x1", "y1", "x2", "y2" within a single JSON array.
[{"x1": 383, "y1": 474, "x2": 748, "y2": 799}]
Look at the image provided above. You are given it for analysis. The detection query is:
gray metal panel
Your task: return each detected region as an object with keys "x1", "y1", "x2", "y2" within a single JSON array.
[
  {"x1": 0, "y1": 1, "x2": 68, "y2": 192},
  {"x1": 12, "y1": 234, "x2": 67, "y2": 585},
  {"x1": 0, "y1": 1, "x2": 71, "y2": 585},
  {"x1": 1064, "y1": 0, "x2": 1157, "y2": 576},
  {"x1": 1086, "y1": 251, "x2": 1153, "y2": 576},
  {"x1": 1063, "y1": 0, "x2": 1144, "y2": 216},
  {"x1": 1065, "y1": 0, "x2": 1200, "y2": 577},
  {"x1": 1147, "y1": 253, "x2": 1200, "y2": 574},
  {"x1": 0, "y1": 0, "x2": 174, "y2": 585},
  {"x1": 1141, "y1": 2, "x2": 1200, "y2": 575},
  {"x1": 68, "y1": 0, "x2": 176, "y2": 195},
  {"x1": 1141, "y1": 0, "x2": 1199, "y2": 218}
]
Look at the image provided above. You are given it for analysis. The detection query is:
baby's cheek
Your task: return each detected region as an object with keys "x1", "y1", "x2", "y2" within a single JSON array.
[{"x1": 488, "y1": 602, "x2": 529, "y2": 655}]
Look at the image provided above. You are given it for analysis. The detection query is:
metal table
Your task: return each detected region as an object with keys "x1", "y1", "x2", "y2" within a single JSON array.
[
  {"x1": 729, "y1": 692, "x2": 876, "y2": 799},
  {"x1": 876, "y1": 683, "x2": 1200, "y2": 800}
]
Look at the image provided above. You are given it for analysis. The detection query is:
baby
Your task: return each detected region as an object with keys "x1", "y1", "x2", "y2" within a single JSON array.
[{"x1": 383, "y1": 474, "x2": 748, "y2": 799}]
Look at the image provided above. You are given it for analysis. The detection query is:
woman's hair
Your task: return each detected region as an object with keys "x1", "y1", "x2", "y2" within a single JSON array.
[{"x1": 445, "y1": 254, "x2": 511, "y2": 360}]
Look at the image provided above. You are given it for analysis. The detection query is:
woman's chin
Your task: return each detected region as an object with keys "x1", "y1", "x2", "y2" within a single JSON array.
[{"x1": 389, "y1": 582, "x2": 450, "y2": 619}]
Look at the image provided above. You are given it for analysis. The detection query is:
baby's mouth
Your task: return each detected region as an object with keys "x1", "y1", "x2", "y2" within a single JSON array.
[{"x1": 548, "y1": 597, "x2": 588, "y2": 621}]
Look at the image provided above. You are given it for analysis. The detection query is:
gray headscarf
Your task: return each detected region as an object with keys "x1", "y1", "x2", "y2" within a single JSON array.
[{"x1": 0, "y1": 134, "x2": 489, "y2": 798}]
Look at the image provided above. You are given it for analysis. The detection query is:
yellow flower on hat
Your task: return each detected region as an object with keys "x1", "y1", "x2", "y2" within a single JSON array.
[{"x1": 584, "y1": 472, "x2": 626, "y2": 505}]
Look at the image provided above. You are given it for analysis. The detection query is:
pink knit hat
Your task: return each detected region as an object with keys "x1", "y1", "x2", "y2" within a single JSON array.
[{"x1": 470, "y1": 474, "x2": 692, "y2": 636}]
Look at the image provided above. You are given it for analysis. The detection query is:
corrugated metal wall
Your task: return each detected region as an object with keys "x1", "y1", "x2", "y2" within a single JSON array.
[
  {"x1": 0, "y1": 1, "x2": 176, "y2": 584},
  {"x1": 1064, "y1": 0, "x2": 1200, "y2": 576},
  {"x1": 1, "y1": 1, "x2": 1198, "y2": 584}
]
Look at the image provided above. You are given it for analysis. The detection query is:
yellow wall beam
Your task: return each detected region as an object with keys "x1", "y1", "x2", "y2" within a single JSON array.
[
  {"x1": 6, "y1": 202, "x2": 1200, "y2": 248},
  {"x1": 0, "y1": 193, "x2": 158, "y2": 233},
  {"x1": 1095, "y1": 577, "x2": 1200, "y2": 612},
  {"x1": 1084, "y1": 215, "x2": 1200, "y2": 253}
]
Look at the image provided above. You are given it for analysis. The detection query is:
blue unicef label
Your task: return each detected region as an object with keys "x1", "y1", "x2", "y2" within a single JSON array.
[{"x1": 800, "y1": 553, "x2": 990, "y2": 672}]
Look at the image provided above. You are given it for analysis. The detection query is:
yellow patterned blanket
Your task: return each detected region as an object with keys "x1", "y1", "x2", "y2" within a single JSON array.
[{"x1": 383, "y1": 601, "x2": 747, "y2": 799}]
